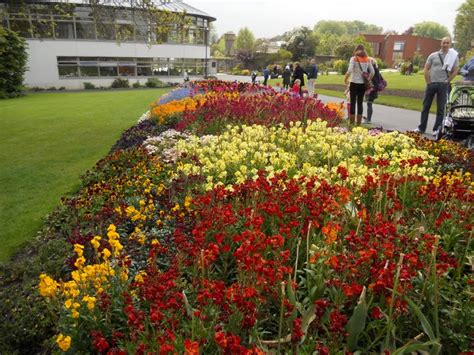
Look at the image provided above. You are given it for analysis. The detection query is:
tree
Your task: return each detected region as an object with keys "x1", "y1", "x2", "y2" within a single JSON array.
[
  {"x1": 402, "y1": 26, "x2": 414, "y2": 36},
  {"x1": 0, "y1": 26, "x2": 28, "y2": 98},
  {"x1": 314, "y1": 20, "x2": 382, "y2": 36},
  {"x1": 284, "y1": 26, "x2": 318, "y2": 61},
  {"x1": 334, "y1": 35, "x2": 373, "y2": 60},
  {"x1": 314, "y1": 20, "x2": 346, "y2": 36},
  {"x1": 211, "y1": 37, "x2": 226, "y2": 57},
  {"x1": 234, "y1": 27, "x2": 256, "y2": 69},
  {"x1": 454, "y1": 0, "x2": 474, "y2": 57},
  {"x1": 316, "y1": 33, "x2": 340, "y2": 55},
  {"x1": 412, "y1": 21, "x2": 450, "y2": 39}
]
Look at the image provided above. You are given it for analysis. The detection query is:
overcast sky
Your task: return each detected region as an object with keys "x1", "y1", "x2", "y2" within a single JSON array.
[{"x1": 185, "y1": 0, "x2": 465, "y2": 39}]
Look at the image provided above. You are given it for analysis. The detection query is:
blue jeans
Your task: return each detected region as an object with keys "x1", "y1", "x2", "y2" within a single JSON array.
[{"x1": 418, "y1": 82, "x2": 449, "y2": 132}]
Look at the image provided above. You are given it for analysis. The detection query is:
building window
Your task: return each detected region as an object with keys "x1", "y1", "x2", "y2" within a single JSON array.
[
  {"x1": 393, "y1": 41, "x2": 405, "y2": 52},
  {"x1": 57, "y1": 57, "x2": 79, "y2": 77},
  {"x1": 55, "y1": 21, "x2": 75, "y2": 39},
  {"x1": 75, "y1": 21, "x2": 96, "y2": 39},
  {"x1": 58, "y1": 57, "x2": 206, "y2": 78},
  {"x1": 31, "y1": 12, "x2": 54, "y2": 39},
  {"x1": 79, "y1": 57, "x2": 99, "y2": 77},
  {"x1": 96, "y1": 22, "x2": 115, "y2": 40},
  {"x1": 9, "y1": 16, "x2": 32, "y2": 38},
  {"x1": 370, "y1": 42, "x2": 380, "y2": 56},
  {"x1": 392, "y1": 51, "x2": 403, "y2": 63}
]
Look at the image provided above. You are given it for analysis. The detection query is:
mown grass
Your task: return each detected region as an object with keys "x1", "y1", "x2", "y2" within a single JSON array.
[
  {"x1": 0, "y1": 89, "x2": 168, "y2": 262},
  {"x1": 314, "y1": 71, "x2": 428, "y2": 91}
]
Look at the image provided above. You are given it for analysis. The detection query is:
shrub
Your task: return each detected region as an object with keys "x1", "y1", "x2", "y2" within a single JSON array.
[
  {"x1": 333, "y1": 59, "x2": 349, "y2": 75},
  {"x1": 374, "y1": 57, "x2": 387, "y2": 69},
  {"x1": 145, "y1": 77, "x2": 166, "y2": 88},
  {"x1": 0, "y1": 235, "x2": 71, "y2": 353},
  {"x1": 58, "y1": 86, "x2": 66, "y2": 91},
  {"x1": 413, "y1": 65, "x2": 420, "y2": 73},
  {"x1": 132, "y1": 81, "x2": 141, "y2": 88},
  {"x1": 0, "y1": 26, "x2": 28, "y2": 99},
  {"x1": 241, "y1": 69, "x2": 250, "y2": 76},
  {"x1": 83, "y1": 82, "x2": 96, "y2": 90},
  {"x1": 110, "y1": 77, "x2": 130, "y2": 88},
  {"x1": 47, "y1": 86, "x2": 57, "y2": 91},
  {"x1": 29, "y1": 86, "x2": 45, "y2": 92}
]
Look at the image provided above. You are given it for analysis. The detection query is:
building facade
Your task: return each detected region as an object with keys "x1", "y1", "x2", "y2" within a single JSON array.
[
  {"x1": 363, "y1": 34, "x2": 441, "y2": 67},
  {"x1": 0, "y1": 0, "x2": 216, "y2": 89}
]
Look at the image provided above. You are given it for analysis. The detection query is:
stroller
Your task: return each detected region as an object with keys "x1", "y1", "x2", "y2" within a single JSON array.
[{"x1": 436, "y1": 81, "x2": 474, "y2": 148}]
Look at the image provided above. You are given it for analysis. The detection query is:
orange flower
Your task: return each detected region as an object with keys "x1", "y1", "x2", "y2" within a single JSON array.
[
  {"x1": 184, "y1": 339, "x2": 199, "y2": 355},
  {"x1": 322, "y1": 222, "x2": 341, "y2": 244}
]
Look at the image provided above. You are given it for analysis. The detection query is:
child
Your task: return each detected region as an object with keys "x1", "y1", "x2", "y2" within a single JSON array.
[
  {"x1": 344, "y1": 86, "x2": 351, "y2": 119},
  {"x1": 291, "y1": 79, "x2": 301, "y2": 96}
]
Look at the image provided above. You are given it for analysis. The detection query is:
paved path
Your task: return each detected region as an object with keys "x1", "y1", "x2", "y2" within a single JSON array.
[
  {"x1": 316, "y1": 94, "x2": 437, "y2": 136},
  {"x1": 215, "y1": 73, "x2": 437, "y2": 137}
]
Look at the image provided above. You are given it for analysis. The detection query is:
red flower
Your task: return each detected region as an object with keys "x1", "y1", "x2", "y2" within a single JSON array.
[
  {"x1": 370, "y1": 306, "x2": 384, "y2": 319},
  {"x1": 291, "y1": 317, "x2": 304, "y2": 343}
]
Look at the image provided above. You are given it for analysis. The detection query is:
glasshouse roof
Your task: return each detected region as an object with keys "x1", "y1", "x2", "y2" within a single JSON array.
[{"x1": 16, "y1": 1, "x2": 216, "y2": 21}]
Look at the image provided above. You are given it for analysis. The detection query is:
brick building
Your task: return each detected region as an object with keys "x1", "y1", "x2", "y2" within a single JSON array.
[{"x1": 362, "y1": 34, "x2": 441, "y2": 67}]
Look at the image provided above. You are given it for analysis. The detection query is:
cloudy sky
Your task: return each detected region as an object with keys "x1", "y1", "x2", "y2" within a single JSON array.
[{"x1": 185, "y1": 0, "x2": 465, "y2": 38}]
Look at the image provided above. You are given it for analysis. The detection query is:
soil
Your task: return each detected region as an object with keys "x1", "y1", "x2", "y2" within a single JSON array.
[{"x1": 317, "y1": 84, "x2": 424, "y2": 99}]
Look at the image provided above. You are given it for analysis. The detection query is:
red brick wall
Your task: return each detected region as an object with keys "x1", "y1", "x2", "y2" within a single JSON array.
[{"x1": 363, "y1": 34, "x2": 440, "y2": 67}]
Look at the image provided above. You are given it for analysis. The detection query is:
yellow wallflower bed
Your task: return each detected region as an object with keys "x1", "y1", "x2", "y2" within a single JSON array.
[{"x1": 172, "y1": 120, "x2": 438, "y2": 190}]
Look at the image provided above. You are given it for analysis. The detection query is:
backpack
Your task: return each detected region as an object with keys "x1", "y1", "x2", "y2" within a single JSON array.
[{"x1": 377, "y1": 73, "x2": 387, "y2": 91}]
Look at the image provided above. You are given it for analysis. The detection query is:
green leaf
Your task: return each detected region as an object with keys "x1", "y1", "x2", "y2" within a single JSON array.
[
  {"x1": 347, "y1": 286, "x2": 368, "y2": 351},
  {"x1": 403, "y1": 295, "x2": 436, "y2": 341},
  {"x1": 392, "y1": 339, "x2": 441, "y2": 355}
]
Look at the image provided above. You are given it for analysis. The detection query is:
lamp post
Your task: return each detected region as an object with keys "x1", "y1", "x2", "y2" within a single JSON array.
[{"x1": 204, "y1": 27, "x2": 209, "y2": 79}]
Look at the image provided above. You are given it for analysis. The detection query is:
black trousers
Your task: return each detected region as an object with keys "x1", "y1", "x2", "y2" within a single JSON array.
[{"x1": 349, "y1": 82, "x2": 366, "y2": 115}]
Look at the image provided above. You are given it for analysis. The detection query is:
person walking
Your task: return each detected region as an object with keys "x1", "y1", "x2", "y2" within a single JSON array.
[
  {"x1": 460, "y1": 55, "x2": 474, "y2": 81},
  {"x1": 344, "y1": 44, "x2": 374, "y2": 125},
  {"x1": 263, "y1": 67, "x2": 270, "y2": 86},
  {"x1": 365, "y1": 57, "x2": 382, "y2": 123},
  {"x1": 292, "y1": 62, "x2": 306, "y2": 96},
  {"x1": 306, "y1": 59, "x2": 319, "y2": 98},
  {"x1": 282, "y1": 65, "x2": 292, "y2": 90},
  {"x1": 414, "y1": 37, "x2": 459, "y2": 135}
]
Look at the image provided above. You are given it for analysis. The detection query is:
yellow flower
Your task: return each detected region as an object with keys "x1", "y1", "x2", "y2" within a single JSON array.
[
  {"x1": 38, "y1": 274, "x2": 59, "y2": 298},
  {"x1": 64, "y1": 299, "x2": 73, "y2": 309},
  {"x1": 82, "y1": 295, "x2": 97, "y2": 310},
  {"x1": 56, "y1": 334, "x2": 71, "y2": 351},
  {"x1": 91, "y1": 236, "x2": 102, "y2": 250}
]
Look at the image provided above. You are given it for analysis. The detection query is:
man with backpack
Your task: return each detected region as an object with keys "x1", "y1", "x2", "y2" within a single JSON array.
[{"x1": 306, "y1": 59, "x2": 319, "y2": 98}]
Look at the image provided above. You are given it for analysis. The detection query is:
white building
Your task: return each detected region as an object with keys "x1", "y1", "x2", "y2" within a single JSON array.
[{"x1": 0, "y1": 0, "x2": 216, "y2": 89}]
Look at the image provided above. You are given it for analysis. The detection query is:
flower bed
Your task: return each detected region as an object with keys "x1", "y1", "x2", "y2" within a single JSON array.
[{"x1": 35, "y1": 81, "x2": 473, "y2": 354}]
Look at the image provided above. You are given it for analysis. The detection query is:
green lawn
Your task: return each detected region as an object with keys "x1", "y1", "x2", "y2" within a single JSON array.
[
  {"x1": 0, "y1": 89, "x2": 168, "y2": 262},
  {"x1": 314, "y1": 71, "x2": 428, "y2": 91}
]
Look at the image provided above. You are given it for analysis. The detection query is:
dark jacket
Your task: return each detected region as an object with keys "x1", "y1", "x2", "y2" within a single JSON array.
[
  {"x1": 282, "y1": 68, "x2": 291, "y2": 85},
  {"x1": 307, "y1": 63, "x2": 318, "y2": 79},
  {"x1": 292, "y1": 65, "x2": 306, "y2": 86}
]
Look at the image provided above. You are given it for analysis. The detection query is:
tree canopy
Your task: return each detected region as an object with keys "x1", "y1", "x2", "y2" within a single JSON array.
[
  {"x1": 454, "y1": 0, "x2": 474, "y2": 57},
  {"x1": 314, "y1": 20, "x2": 383, "y2": 36},
  {"x1": 283, "y1": 26, "x2": 318, "y2": 61},
  {"x1": 412, "y1": 21, "x2": 450, "y2": 39},
  {"x1": 234, "y1": 27, "x2": 256, "y2": 69}
]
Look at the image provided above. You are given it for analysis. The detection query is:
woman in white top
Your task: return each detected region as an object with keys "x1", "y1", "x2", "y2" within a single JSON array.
[{"x1": 344, "y1": 44, "x2": 374, "y2": 125}]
